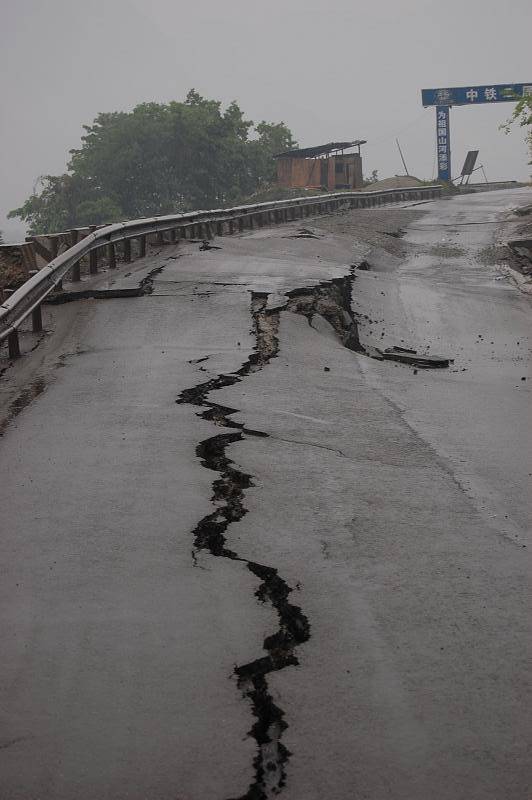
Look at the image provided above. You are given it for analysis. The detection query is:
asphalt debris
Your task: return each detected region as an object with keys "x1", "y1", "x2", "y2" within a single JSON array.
[{"x1": 368, "y1": 345, "x2": 452, "y2": 369}]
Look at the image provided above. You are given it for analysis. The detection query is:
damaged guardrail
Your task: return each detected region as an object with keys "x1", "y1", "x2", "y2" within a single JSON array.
[{"x1": 0, "y1": 184, "x2": 441, "y2": 357}]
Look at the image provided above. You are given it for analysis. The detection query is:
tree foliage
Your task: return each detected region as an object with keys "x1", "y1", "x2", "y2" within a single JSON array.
[
  {"x1": 9, "y1": 91, "x2": 296, "y2": 234},
  {"x1": 501, "y1": 94, "x2": 532, "y2": 165},
  {"x1": 363, "y1": 169, "x2": 379, "y2": 186}
]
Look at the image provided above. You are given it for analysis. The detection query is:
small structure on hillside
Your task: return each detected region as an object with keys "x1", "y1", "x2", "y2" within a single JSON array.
[{"x1": 274, "y1": 140, "x2": 366, "y2": 192}]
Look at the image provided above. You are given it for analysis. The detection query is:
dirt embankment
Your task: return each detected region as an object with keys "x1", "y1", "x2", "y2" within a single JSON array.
[
  {"x1": 477, "y1": 202, "x2": 532, "y2": 292},
  {"x1": 0, "y1": 254, "x2": 26, "y2": 293},
  {"x1": 308, "y1": 206, "x2": 425, "y2": 263},
  {"x1": 364, "y1": 175, "x2": 426, "y2": 192}
]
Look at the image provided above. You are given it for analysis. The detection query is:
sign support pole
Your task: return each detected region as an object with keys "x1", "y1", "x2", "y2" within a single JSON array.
[{"x1": 436, "y1": 105, "x2": 451, "y2": 183}]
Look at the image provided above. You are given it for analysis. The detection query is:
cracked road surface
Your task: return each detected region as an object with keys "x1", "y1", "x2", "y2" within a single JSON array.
[{"x1": 0, "y1": 189, "x2": 530, "y2": 799}]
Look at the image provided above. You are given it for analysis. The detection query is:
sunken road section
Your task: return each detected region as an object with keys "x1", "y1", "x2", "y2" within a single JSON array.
[{"x1": 177, "y1": 275, "x2": 361, "y2": 799}]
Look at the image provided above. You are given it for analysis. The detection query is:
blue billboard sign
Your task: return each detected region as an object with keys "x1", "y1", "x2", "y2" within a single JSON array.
[
  {"x1": 422, "y1": 83, "x2": 532, "y2": 107},
  {"x1": 436, "y1": 106, "x2": 451, "y2": 182}
]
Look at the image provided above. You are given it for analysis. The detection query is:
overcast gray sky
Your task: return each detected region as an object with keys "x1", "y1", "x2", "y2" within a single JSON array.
[{"x1": 1, "y1": 0, "x2": 530, "y2": 241}]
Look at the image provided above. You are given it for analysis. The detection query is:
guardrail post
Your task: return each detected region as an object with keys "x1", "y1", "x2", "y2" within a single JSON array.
[
  {"x1": 107, "y1": 242, "x2": 116, "y2": 268},
  {"x1": 89, "y1": 247, "x2": 98, "y2": 275},
  {"x1": 31, "y1": 304, "x2": 43, "y2": 333},
  {"x1": 88, "y1": 225, "x2": 98, "y2": 268},
  {"x1": 7, "y1": 330, "x2": 20, "y2": 359},
  {"x1": 156, "y1": 231, "x2": 165, "y2": 245},
  {"x1": 124, "y1": 238, "x2": 131, "y2": 263},
  {"x1": 69, "y1": 230, "x2": 81, "y2": 281},
  {"x1": 238, "y1": 217, "x2": 244, "y2": 232},
  {"x1": 139, "y1": 235, "x2": 147, "y2": 257}
]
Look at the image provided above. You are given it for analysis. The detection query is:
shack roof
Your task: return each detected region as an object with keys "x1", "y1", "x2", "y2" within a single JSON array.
[{"x1": 274, "y1": 141, "x2": 366, "y2": 159}]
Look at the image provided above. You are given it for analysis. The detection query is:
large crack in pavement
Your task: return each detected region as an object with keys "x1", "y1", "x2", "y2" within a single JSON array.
[{"x1": 177, "y1": 276, "x2": 360, "y2": 799}]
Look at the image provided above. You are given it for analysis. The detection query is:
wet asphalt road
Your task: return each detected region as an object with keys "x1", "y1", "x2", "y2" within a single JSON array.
[
  {"x1": 354, "y1": 189, "x2": 531, "y2": 544},
  {"x1": 0, "y1": 189, "x2": 530, "y2": 799}
]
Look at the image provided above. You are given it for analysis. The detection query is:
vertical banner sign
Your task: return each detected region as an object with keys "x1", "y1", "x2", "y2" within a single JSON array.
[{"x1": 436, "y1": 106, "x2": 451, "y2": 182}]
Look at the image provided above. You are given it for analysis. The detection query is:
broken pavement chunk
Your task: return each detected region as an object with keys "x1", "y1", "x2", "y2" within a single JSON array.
[
  {"x1": 386, "y1": 345, "x2": 417, "y2": 354},
  {"x1": 286, "y1": 228, "x2": 321, "y2": 240},
  {"x1": 383, "y1": 347, "x2": 450, "y2": 368},
  {"x1": 366, "y1": 344, "x2": 451, "y2": 368},
  {"x1": 366, "y1": 345, "x2": 385, "y2": 360}
]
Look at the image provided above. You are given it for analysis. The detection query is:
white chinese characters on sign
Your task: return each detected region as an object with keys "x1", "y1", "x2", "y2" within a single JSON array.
[
  {"x1": 436, "y1": 106, "x2": 450, "y2": 180},
  {"x1": 436, "y1": 88, "x2": 452, "y2": 103},
  {"x1": 466, "y1": 88, "x2": 479, "y2": 102}
]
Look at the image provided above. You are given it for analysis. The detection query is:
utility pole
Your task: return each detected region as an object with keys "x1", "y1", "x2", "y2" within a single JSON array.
[{"x1": 396, "y1": 139, "x2": 410, "y2": 176}]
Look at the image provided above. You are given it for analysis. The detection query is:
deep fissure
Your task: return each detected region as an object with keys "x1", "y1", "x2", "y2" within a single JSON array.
[{"x1": 177, "y1": 276, "x2": 359, "y2": 799}]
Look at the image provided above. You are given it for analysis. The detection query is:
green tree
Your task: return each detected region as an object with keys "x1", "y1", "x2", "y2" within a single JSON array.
[
  {"x1": 363, "y1": 169, "x2": 379, "y2": 185},
  {"x1": 501, "y1": 94, "x2": 532, "y2": 164},
  {"x1": 8, "y1": 174, "x2": 113, "y2": 234},
  {"x1": 246, "y1": 121, "x2": 297, "y2": 190},
  {"x1": 9, "y1": 92, "x2": 296, "y2": 233}
]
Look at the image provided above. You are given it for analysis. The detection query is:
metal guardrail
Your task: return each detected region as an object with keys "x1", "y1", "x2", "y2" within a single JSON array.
[
  {"x1": 0, "y1": 185, "x2": 442, "y2": 356},
  {"x1": 456, "y1": 181, "x2": 524, "y2": 194}
]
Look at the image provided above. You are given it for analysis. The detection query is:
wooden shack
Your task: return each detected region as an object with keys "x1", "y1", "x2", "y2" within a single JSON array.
[{"x1": 274, "y1": 141, "x2": 366, "y2": 192}]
